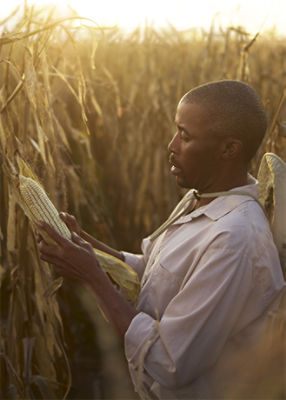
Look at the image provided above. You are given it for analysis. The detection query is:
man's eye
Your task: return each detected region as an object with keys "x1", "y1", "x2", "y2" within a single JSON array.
[{"x1": 180, "y1": 130, "x2": 190, "y2": 141}]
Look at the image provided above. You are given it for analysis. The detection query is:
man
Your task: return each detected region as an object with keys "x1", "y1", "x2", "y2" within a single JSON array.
[{"x1": 37, "y1": 80, "x2": 285, "y2": 399}]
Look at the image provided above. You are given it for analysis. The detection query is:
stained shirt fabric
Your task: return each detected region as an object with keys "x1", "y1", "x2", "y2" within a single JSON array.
[{"x1": 122, "y1": 176, "x2": 286, "y2": 399}]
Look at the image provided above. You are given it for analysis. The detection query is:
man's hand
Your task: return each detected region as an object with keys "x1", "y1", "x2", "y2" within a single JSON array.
[
  {"x1": 35, "y1": 221, "x2": 137, "y2": 339},
  {"x1": 58, "y1": 212, "x2": 125, "y2": 262},
  {"x1": 59, "y1": 212, "x2": 81, "y2": 236},
  {"x1": 37, "y1": 221, "x2": 100, "y2": 285}
]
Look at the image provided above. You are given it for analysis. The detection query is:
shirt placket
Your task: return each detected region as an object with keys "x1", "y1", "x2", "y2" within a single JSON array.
[{"x1": 141, "y1": 230, "x2": 168, "y2": 287}]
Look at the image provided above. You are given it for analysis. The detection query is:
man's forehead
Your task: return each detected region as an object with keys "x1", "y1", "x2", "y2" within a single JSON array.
[
  {"x1": 175, "y1": 101, "x2": 210, "y2": 121},
  {"x1": 175, "y1": 100, "x2": 228, "y2": 140}
]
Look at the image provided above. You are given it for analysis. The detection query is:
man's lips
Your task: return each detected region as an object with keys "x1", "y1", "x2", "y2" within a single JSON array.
[{"x1": 169, "y1": 156, "x2": 182, "y2": 175}]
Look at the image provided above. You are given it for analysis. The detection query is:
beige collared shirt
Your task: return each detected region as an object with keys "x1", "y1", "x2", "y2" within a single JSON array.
[{"x1": 123, "y1": 176, "x2": 286, "y2": 399}]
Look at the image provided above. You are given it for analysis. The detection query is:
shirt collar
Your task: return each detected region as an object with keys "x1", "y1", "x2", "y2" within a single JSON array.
[{"x1": 174, "y1": 174, "x2": 258, "y2": 224}]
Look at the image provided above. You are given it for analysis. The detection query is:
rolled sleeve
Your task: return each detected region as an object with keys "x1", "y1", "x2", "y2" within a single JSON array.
[
  {"x1": 124, "y1": 312, "x2": 158, "y2": 393},
  {"x1": 125, "y1": 312, "x2": 157, "y2": 364}
]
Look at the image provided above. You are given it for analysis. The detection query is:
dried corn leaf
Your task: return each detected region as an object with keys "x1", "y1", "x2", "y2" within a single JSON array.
[
  {"x1": 44, "y1": 276, "x2": 64, "y2": 298},
  {"x1": 22, "y1": 337, "x2": 35, "y2": 383},
  {"x1": 6, "y1": 188, "x2": 17, "y2": 253},
  {"x1": 24, "y1": 49, "x2": 38, "y2": 111},
  {"x1": 30, "y1": 137, "x2": 43, "y2": 157},
  {"x1": 53, "y1": 115, "x2": 71, "y2": 151},
  {"x1": 33, "y1": 258, "x2": 50, "y2": 327},
  {"x1": 15, "y1": 156, "x2": 36, "y2": 183},
  {"x1": 0, "y1": 77, "x2": 24, "y2": 114},
  {"x1": 0, "y1": 116, "x2": 7, "y2": 147},
  {"x1": 0, "y1": 264, "x2": 5, "y2": 284},
  {"x1": 30, "y1": 375, "x2": 55, "y2": 399},
  {"x1": 46, "y1": 145, "x2": 56, "y2": 173},
  {"x1": 36, "y1": 125, "x2": 48, "y2": 164}
]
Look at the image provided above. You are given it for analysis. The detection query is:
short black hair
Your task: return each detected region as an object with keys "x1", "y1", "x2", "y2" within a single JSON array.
[{"x1": 181, "y1": 80, "x2": 268, "y2": 162}]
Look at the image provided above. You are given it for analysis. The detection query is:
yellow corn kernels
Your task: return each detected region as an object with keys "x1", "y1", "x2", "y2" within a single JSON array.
[{"x1": 19, "y1": 175, "x2": 71, "y2": 244}]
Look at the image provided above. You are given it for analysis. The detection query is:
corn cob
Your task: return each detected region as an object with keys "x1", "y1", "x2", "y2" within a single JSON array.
[
  {"x1": 19, "y1": 175, "x2": 71, "y2": 244},
  {"x1": 18, "y1": 175, "x2": 140, "y2": 303}
]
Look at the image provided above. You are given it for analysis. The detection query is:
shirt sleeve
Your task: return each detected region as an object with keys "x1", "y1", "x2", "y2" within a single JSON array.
[
  {"x1": 122, "y1": 236, "x2": 154, "y2": 280},
  {"x1": 122, "y1": 251, "x2": 146, "y2": 280},
  {"x1": 124, "y1": 231, "x2": 256, "y2": 391}
]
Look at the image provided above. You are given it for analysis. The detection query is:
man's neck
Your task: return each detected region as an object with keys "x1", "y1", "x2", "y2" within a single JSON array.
[{"x1": 194, "y1": 172, "x2": 249, "y2": 210}]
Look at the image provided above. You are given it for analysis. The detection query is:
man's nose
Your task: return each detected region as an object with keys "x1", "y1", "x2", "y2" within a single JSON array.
[{"x1": 168, "y1": 132, "x2": 179, "y2": 153}]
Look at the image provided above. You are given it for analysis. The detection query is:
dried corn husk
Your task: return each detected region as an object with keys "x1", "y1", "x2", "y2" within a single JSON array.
[{"x1": 94, "y1": 248, "x2": 140, "y2": 304}]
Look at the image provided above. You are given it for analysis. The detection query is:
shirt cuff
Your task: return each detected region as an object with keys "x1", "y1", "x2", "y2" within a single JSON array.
[
  {"x1": 125, "y1": 312, "x2": 156, "y2": 364},
  {"x1": 121, "y1": 251, "x2": 146, "y2": 280},
  {"x1": 124, "y1": 312, "x2": 157, "y2": 392}
]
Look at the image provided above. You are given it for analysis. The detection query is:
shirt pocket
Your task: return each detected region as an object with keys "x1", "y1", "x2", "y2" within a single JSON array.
[{"x1": 148, "y1": 259, "x2": 183, "y2": 315}]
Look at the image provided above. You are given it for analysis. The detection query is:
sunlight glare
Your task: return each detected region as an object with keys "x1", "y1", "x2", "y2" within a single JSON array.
[{"x1": 2, "y1": 0, "x2": 286, "y2": 36}]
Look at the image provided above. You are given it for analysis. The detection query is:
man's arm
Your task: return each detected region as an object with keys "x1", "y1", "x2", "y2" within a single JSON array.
[
  {"x1": 59, "y1": 211, "x2": 147, "y2": 279},
  {"x1": 80, "y1": 230, "x2": 125, "y2": 261},
  {"x1": 59, "y1": 212, "x2": 125, "y2": 261},
  {"x1": 37, "y1": 221, "x2": 136, "y2": 339}
]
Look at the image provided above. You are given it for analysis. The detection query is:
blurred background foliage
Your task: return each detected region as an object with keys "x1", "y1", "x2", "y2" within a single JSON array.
[{"x1": 0, "y1": 4, "x2": 286, "y2": 399}]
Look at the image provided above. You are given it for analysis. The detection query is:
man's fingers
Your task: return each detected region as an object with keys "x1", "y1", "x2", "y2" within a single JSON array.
[
  {"x1": 39, "y1": 253, "x2": 71, "y2": 273},
  {"x1": 39, "y1": 252, "x2": 88, "y2": 283},
  {"x1": 38, "y1": 239, "x2": 60, "y2": 256},
  {"x1": 71, "y1": 231, "x2": 81, "y2": 242},
  {"x1": 72, "y1": 233, "x2": 93, "y2": 251},
  {"x1": 40, "y1": 252, "x2": 60, "y2": 265},
  {"x1": 59, "y1": 212, "x2": 79, "y2": 231},
  {"x1": 34, "y1": 229, "x2": 43, "y2": 243},
  {"x1": 59, "y1": 212, "x2": 69, "y2": 222},
  {"x1": 37, "y1": 221, "x2": 70, "y2": 246},
  {"x1": 39, "y1": 240, "x2": 73, "y2": 267},
  {"x1": 72, "y1": 231, "x2": 85, "y2": 244}
]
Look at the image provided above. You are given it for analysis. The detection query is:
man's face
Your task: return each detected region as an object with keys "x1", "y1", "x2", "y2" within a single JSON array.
[{"x1": 168, "y1": 101, "x2": 224, "y2": 191}]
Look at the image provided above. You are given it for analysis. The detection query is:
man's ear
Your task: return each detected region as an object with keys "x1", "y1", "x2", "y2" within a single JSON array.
[{"x1": 220, "y1": 137, "x2": 243, "y2": 160}]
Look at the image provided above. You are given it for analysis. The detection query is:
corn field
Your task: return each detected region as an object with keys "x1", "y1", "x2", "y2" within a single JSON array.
[{"x1": 0, "y1": 5, "x2": 286, "y2": 399}]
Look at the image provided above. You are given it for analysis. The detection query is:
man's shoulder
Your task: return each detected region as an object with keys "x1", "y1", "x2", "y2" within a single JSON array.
[
  {"x1": 217, "y1": 197, "x2": 268, "y2": 229},
  {"x1": 201, "y1": 199, "x2": 282, "y2": 277},
  {"x1": 210, "y1": 199, "x2": 273, "y2": 248}
]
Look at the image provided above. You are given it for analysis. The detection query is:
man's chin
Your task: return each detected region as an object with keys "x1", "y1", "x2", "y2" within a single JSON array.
[{"x1": 175, "y1": 176, "x2": 192, "y2": 189}]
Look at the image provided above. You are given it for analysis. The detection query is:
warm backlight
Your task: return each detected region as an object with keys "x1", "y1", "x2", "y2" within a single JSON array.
[{"x1": 1, "y1": 0, "x2": 285, "y2": 36}]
